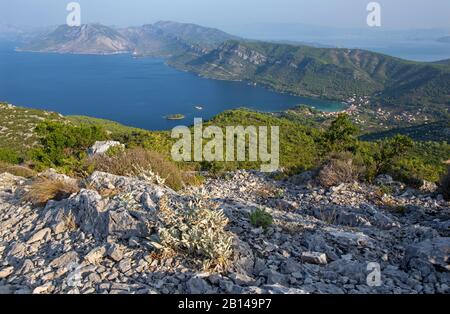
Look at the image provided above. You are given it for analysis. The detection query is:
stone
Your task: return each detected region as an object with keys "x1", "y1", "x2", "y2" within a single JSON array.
[
  {"x1": 107, "y1": 243, "x2": 124, "y2": 262},
  {"x1": 260, "y1": 269, "x2": 288, "y2": 285},
  {"x1": 49, "y1": 251, "x2": 79, "y2": 269},
  {"x1": 140, "y1": 192, "x2": 157, "y2": 212},
  {"x1": 403, "y1": 237, "x2": 450, "y2": 273},
  {"x1": 107, "y1": 209, "x2": 149, "y2": 240},
  {"x1": 264, "y1": 284, "x2": 307, "y2": 294},
  {"x1": 26, "y1": 228, "x2": 51, "y2": 244},
  {"x1": 301, "y1": 252, "x2": 328, "y2": 265},
  {"x1": 118, "y1": 258, "x2": 132, "y2": 273},
  {"x1": 229, "y1": 272, "x2": 256, "y2": 286},
  {"x1": 186, "y1": 277, "x2": 211, "y2": 294},
  {"x1": 280, "y1": 260, "x2": 302, "y2": 274},
  {"x1": 84, "y1": 246, "x2": 107, "y2": 265},
  {"x1": 232, "y1": 238, "x2": 254, "y2": 275},
  {"x1": 88, "y1": 141, "x2": 124, "y2": 157},
  {"x1": 0, "y1": 266, "x2": 14, "y2": 279},
  {"x1": 32, "y1": 282, "x2": 53, "y2": 294}
]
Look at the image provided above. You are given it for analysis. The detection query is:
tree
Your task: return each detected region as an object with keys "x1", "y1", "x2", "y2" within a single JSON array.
[
  {"x1": 372, "y1": 134, "x2": 414, "y2": 175},
  {"x1": 323, "y1": 114, "x2": 359, "y2": 153}
]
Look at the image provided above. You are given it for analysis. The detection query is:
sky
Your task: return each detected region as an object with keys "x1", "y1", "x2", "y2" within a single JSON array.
[{"x1": 0, "y1": 0, "x2": 449, "y2": 30}]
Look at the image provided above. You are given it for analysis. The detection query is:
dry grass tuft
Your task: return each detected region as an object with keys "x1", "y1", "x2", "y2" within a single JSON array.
[
  {"x1": 0, "y1": 161, "x2": 36, "y2": 178},
  {"x1": 23, "y1": 177, "x2": 79, "y2": 206},
  {"x1": 84, "y1": 148, "x2": 186, "y2": 191},
  {"x1": 317, "y1": 152, "x2": 365, "y2": 187}
]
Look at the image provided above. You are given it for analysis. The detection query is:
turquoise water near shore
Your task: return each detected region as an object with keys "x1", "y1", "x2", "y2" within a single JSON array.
[{"x1": 0, "y1": 42, "x2": 344, "y2": 130}]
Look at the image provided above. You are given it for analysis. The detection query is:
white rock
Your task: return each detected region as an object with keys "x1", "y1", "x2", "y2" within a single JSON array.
[
  {"x1": 84, "y1": 246, "x2": 107, "y2": 265},
  {"x1": 88, "y1": 141, "x2": 124, "y2": 157},
  {"x1": 0, "y1": 266, "x2": 14, "y2": 279},
  {"x1": 301, "y1": 252, "x2": 328, "y2": 265}
]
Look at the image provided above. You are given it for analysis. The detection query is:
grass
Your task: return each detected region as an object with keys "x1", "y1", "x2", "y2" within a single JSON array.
[
  {"x1": 249, "y1": 208, "x2": 273, "y2": 229},
  {"x1": 83, "y1": 147, "x2": 187, "y2": 191},
  {"x1": 22, "y1": 177, "x2": 80, "y2": 206},
  {"x1": 0, "y1": 161, "x2": 36, "y2": 178}
]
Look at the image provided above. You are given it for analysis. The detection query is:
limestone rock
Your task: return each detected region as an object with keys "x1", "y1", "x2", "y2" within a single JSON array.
[
  {"x1": 88, "y1": 141, "x2": 124, "y2": 157},
  {"x1": 26, "y1": 228, "x2": 52, "y2": 244},
  {"x1": 301, "y1": 252, "x2": 328, "y2": 265}
]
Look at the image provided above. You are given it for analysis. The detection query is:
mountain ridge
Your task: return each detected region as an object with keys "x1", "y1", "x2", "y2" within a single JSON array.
[{"x1": 21, "y1": 21, "x2": 238, "y2": 57}]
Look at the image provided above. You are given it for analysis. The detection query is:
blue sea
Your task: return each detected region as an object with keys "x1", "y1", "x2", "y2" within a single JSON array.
[{"x1": 0, "y1": 42, "x2": 343, "y2": 131}]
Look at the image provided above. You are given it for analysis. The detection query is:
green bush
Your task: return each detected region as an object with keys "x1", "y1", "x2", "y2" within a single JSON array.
[
  {"x1": 323, "y1": 114, "x2": 359, "y2": 154},
  {"x1": 250, "y1": 208, "x2": 273, "y2": 229},
  {"x1": 30, "y1": 121, "x2": 107, "y2": 172},
  {"x1": 0, "y1": 148, "x2": 22, "y2": 164}
]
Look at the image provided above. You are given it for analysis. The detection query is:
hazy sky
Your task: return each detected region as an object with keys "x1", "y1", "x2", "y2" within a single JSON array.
[{"x1": 0, "y1": 0, "x2": 449, "y2": 29}]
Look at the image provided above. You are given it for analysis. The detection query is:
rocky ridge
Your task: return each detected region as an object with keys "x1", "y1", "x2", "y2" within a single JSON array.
[{"x1": 0, "y1": 169, "x2": 449, "y2": 294}]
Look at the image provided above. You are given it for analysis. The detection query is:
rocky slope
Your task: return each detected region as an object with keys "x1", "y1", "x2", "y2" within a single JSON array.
[{"x1": 0, "y1": 169, "x2": 449, "y2": 294}]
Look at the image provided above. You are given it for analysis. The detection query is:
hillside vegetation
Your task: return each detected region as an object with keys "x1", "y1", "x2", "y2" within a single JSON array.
[
  {"x1": 1, "y1": 103, "x2": 448, "y2": 188},
  {"x1": 169, "y1": 40, "x2": 450, "y2": 116}
]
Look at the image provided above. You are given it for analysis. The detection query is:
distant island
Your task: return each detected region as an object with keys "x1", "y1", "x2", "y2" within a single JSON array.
[{"x1": 165, "y1": 113, "x2": 185, "y2": 120}]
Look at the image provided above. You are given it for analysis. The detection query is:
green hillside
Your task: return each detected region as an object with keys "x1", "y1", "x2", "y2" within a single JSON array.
[{"x1": 169, "y1": 40, "x2": 450, "y2": 117}]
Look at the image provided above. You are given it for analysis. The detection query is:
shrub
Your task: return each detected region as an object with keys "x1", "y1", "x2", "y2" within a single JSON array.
[
  {"x1": 317, "y1": 151, "x2": 365, "y2": 187},
  {"x1": 0, "y1": 161, "x2": 36, "y2": 178},
  {"x1": 441, "y1": 168, "x2": 450, "y2": 201},
  {"x1": 0, "y1": 148, "x2": 22, "y2": 164},
  {"x1": 323, "y1": 114, "x2": 359, "y2": 153},
  {"x1": 31, "y1": 121, "x2": 107, "y2": 171},
  {"x1": 23, "y1": 177, "x2": 79, "y2": 206},
  {"x1": 158, "y1": 196, "x2": 234, "y2": 272},
  {"x1": 249, "y1": 208, "x2": 273, "y2": 229},
  {"x1": 370, "y1": 135, "x2": 414, "y2": 176},
  {"x1": 84, "y1": 147, "x2": 185, "y2": 191}
]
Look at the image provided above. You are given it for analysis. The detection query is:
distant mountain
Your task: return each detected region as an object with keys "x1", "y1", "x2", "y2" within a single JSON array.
[
  {"x1": 437, "y1": 36, "x2": 450, "y2": 43},
  {"x1": 21, "y1": 24, "x2": 131, "y2": 54},
  {"x1": 434, "y1": 59, "x2": 450, "y2": 65},
  {"x1": 169, "y1": 40, "x2": 450, "y2": 109},
  {"x1": 152, "y1": 21, "x2": 239, "y2": 50},
  {"x1": 21, "y1": 21, "x2": 238, "y2": 57},
  {"x1": 119, "y1": 24, "x2": 193, "y2": 57}
]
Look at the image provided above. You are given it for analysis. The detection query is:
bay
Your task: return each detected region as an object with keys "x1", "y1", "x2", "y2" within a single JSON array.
[{"x1": 0, "y1": 42, "x2": 344, "y2": 130}]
